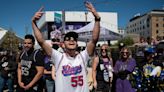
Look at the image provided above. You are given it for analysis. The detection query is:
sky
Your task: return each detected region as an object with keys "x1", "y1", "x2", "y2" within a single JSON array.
[{"x1": 0, "y1": 0, "x2": 164, "y2": 38}]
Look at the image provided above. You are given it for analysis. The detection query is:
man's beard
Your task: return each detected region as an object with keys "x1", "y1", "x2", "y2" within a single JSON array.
[
  {"x1": 24, "y1": 47, "x2": 30, "y2": 51},
  {"x1": 24, "y1": 47, "x2": 33, "y2": 52}
]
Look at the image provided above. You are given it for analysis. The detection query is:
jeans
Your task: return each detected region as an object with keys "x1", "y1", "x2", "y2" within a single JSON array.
[
  {"x1": 0, "y1": 75, "x2": 14, "y2": 92},
  {"x1": 46, "y1": 79, "x2": 55, "y2": 92}
]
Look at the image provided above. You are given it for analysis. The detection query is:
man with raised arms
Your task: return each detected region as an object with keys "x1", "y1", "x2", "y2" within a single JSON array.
[{"x1": 32, "y1": 1, "x2": 100, "y2": 92}]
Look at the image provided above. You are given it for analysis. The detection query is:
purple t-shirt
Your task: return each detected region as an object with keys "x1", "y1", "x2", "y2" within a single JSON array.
[{"x1": 114, "y1": 58, "x2": 136, "y2": 92}]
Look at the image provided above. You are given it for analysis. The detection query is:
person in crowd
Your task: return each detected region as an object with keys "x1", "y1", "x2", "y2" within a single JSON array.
[
  {"x1": 32, "y1": 1, "x2": 100, "y2": 92},
  {"x1": 17, "y1": 34, "x2": 45, "y2": 92},
  {"x1": 57, "y1": 42, "x2": 65, "y2": 53},
  {"x1": 141, "y1": 46, "x2": 162, "y2": 92},
  {"x1": 155, "y1": 36, "x2": 161, "y2": 44},
  {"x1": 50, "y1": 25, "x2": 62, "y2": 41},
  {"x1": 51, "y1": 40, "x2": 60, "y2": 50},
  {"x1": 134, "y1": 37, "x2": 148, "y2": 47},
  {"x1": 0, "y1": 50, "x2": 16, "y2": 92},
  {"x1": 8, "y1": 51, "x2": 17, "y2": 91},
  {"x1": 114, "y1": 47, "x2": 136, "y2": 92},
  {"x1": 51, "y1": 65, "x2": 56, "y2": 91},
  {"x1": 87, "y1": 49, "x2": 98, "y2": 92},
  {"x1": 147, "y1": 37, "x2": 152, "y2": 45},
  {"x1": 44, "y1": 37, "x2": 63, "y2": 92},
  {"x1": 0, "y1": 50, "x2": 9, "y2": 92},
  {"x1": 142, "y1": 46, "x2": 162, "y2": 77},
  {"x1": 87, "y1": 63, "x2": 94, "y2": 92},
  {"x1": 50, "y1": 25, "x2": 62, "y2": 50},
  {"x1": 150, "y1": 37, "x2": 157, "y2": 46},
  {"x1": 136, "y1": 36, "x2": 148, "y2": 47},
  {"x1": 51, "y1": 65, "x2": 56, "y2": 82},
  {"x1": 92, "y1": 44, "x2": 113, "y2": 92},
  {"x1": 44, "y1": 55, "x2": 55, "y2": 92},
  {"x1": 147, "y1": 37, "x2": 157, "y2": 46},
  {"x1": 140, "y1": 37, "x2": 148, "y2": 46},
  {"x1": 134, "y1": 37, "x2": 148, "y2": 64}
]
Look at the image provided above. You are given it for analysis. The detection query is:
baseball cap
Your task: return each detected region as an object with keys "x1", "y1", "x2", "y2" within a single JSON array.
[
  {"x1": 144, "y1": 46, "x2": 155, "y2": 53},
  {"x1": 64, "y1": 31, "x2": 78, "y2": 41}
]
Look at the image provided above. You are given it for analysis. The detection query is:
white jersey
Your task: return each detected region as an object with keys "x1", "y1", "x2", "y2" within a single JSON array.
[{"x1": 51, "y1": 49, "x2": 90, "y2": 92}]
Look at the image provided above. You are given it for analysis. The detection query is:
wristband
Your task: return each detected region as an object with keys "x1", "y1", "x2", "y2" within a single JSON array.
[{"x1": 95, "y1": 17, "x2": 101, "y2": 21}]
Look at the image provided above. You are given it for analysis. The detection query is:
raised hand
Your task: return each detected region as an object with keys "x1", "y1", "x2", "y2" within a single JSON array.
[
  {"x1": 85, "y1": 1, "x2": 100, "y2": 18},
  {"x1": 32, "y1": 6, "x2": 44, "y2": 22}
]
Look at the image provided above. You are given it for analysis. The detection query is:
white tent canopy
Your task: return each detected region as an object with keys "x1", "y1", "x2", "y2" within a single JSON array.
[{"x1": 75, "y1": 21, "x2": 122, "y2": 42}]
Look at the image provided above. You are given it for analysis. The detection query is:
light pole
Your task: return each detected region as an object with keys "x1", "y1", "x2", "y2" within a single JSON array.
[
  {"x1": 85, "y1": 12, "x2": 88, "y2": 25},
  {"x1": 62, "y1": 10, "x2": 66, "y2": 34}
]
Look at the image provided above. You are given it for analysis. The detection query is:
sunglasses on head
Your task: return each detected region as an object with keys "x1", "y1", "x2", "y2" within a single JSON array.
[{"x1": 64, "y1": 37, "x2": 77, "y2": 41}]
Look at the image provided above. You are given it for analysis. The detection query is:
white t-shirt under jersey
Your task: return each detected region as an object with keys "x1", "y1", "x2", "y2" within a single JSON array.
[{"x1": 51, "y1": 49, "x2": 90, "y2": 92}]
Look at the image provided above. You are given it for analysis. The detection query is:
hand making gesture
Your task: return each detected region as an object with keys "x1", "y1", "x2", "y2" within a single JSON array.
[
  {"x1": 32, "y1": 6, "x2": 44, "y2": 22},
  {"x1": 85, "y1": 1, "x2": 100, "y2": 19}
]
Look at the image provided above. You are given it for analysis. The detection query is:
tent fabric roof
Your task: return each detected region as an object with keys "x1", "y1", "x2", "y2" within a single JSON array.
[
  {"x1": 75, "y1": 21, "x2": 122, "y2": 41},
  {"x1": 0, "y1": 28, "x2": 7, "y2": 40}
]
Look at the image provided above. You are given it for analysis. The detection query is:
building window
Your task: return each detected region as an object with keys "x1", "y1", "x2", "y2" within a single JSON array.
[
  {"x1": 147, "y1": 23, "x2": 149, "y2": 28},
  {"x1": 156, "y1": 23, "x2": 159, "y2": 27},
  {"x1": 143, "y1": 26, "x2": 145, "y2": 29},
  {"x1": 156, "y1": 30, "x2": 159, "y2": 34},
  {"x1": 147, "y1": 18, "x2": 150, "y2": 22}
]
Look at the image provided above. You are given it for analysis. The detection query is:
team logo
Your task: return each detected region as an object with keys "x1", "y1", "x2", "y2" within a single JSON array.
[{"x1": 62, "y1": 65, "x2": 82, "y2": 76}]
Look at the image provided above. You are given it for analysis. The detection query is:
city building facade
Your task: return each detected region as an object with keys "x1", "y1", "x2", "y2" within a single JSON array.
[
  {"x1": 118, "y1": 27, "x2": 125, "y2": 35},
  {"x1": 126, "y1": 9, "x2": 164, "y2": 40}
]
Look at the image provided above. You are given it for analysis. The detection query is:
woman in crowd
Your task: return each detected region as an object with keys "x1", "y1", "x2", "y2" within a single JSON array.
[
  {"x1": 92, "y1": 44, "x2": 113, "y2": 92},
  {"x1": 114, "y1": 47, "x2": 136, "y2": 92}
]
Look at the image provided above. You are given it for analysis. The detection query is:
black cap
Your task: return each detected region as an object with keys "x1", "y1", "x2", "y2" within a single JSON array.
[{"x1": 64, "y1": 31, "x2": 78, "y2": 41}]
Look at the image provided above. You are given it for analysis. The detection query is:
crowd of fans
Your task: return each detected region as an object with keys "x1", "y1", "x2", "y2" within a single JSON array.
[
  {"x1": 0, "y1": 35, "x2": 163, "y2": 92},
  {"x1": 0, "y1": 1, "x2": 163, "y2": 92}
]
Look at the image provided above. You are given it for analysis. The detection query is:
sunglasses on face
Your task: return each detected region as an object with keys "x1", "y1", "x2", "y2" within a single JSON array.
[
  {"x1": 64, "y1": 37, "x2": 77, "y2": 41},
  {"x1": 101, "y1": 49, "x2": 107, "y2": 52},
  {"x1": 121, "y1": 52, "x2": 129, "y2": 54}
]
